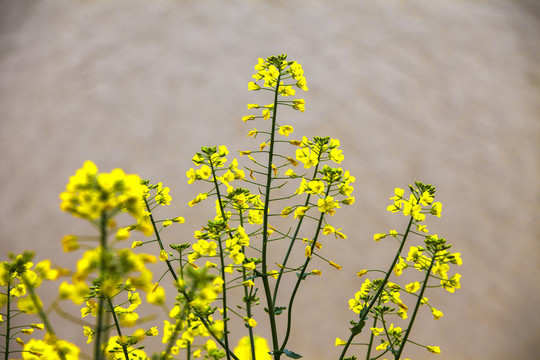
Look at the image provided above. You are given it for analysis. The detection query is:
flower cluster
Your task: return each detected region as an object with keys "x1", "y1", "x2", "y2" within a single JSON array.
[
  {"x1": 59, "y1": 161, "x2": 148, "y2": 223},
  {"x1": 338, "y1": 182, "x2": 462, "y2": 359},
  {"x1": 0, "y1": 251, "x2": 79, "y2": 360}
]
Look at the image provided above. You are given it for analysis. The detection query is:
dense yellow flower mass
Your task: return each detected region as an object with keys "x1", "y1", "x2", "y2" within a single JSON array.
[{"x1": 60, "y1": 161, "x2": 148, "y2": 223}]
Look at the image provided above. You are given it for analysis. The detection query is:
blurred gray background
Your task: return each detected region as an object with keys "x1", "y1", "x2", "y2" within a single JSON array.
[{"x1": 1, "y1": 0, "x2": 539, "y2": 359}]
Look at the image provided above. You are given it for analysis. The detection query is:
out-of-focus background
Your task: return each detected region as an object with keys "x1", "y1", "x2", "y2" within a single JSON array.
[{"x1": 1, "y1": 0, "x2": 539, "y2": 359}]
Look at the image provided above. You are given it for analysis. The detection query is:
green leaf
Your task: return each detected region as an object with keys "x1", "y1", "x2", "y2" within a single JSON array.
[
  {"x1": 296, "y1": 272, "x2": 308, "y2": 280},
  {"x1": 350, "y1": 320, "x2": 365, "y2": 335},
  {"x1": 274, "y1": 306, "x2": 287, "y2": 315},
  {"x1": 283, "y1": 349, "x2": 302, "y2": 359}
]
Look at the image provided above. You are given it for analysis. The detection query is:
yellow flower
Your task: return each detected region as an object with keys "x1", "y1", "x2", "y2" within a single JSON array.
[
  {"x1": 11, "y1": 284, "x2": 26, "y2": 297},
  {"x1": 61, "y1": 235, "x2": 79, "y2": 252},
  {"x1": 284, "y1": 169, "x2": 297, "y2": 177},
  {"x1": 248, "y1": 82, "x2": 260, "y2": 90},
  {"x1": 335, "y1": 338, "x2": 347, "y2": 346},
  {"x1": 295, "y1": 147, "x2": 318, "y2": 168},
  {"x1": 147, "y1": 285, "x2": 166, "y2": 305},
  {"x1": 427, "y1": 346, "x2": 441, "y2": 354},
  {"x1": 115, "y1": 227, "x2": 130, "y2": 241},
  {"x1": 329, "y1": 261, "x2": 342, "y2": 270},
  {"x1": 293, "y1": 206, "x2": 309, "y2": 219},
  {"x1": 17, "y1": 296, "x2": 41, "y2": 314},
  {"x1": 432, "y1": 261, "x2": 450, "y2": 279},
  {"x1": 329, "y1": 148, "x2": 344, "y2": 163},
  {"x1": 243, "y1": 317, "x2": 257, "y2": 327},
  {"x1": 441, "y1": 273, "x2": 461, "y2": 293},
  {"x1": 131, "y1": 241, "x2": 143, "y2": 249},
  {"x1": 317, "y1": 196, "x2": 340, "y2": 215},
  {"x1": 431, "y1": 202, "x2": 442, "y2": 217},
  {"x1": 419, "y1": 191, "x2": 434, "y2": 205},
  {"x1": 373, "y1": 233, "x2": 386, "y2": 241},
  {"x1": 431, "y1": 307, "x2": 444, "y2": 320},
  {"x1": 405, "y1": 281, "x2": 421, "y2": 293},
  {"x1": 83, "y1": 326, "x2": 94, "y2": 343},
  {"x1": 279, "y1": 125, "x2": 294, "y2": 136},
  {"x1": 281, "y1": 206, "x2": 292, "y2": 217},
  {"x1": 188, "y1": 193, "x2": 208, "y2": 207},
  {"x1": 229, "y1": 246, "x2": 245, "y2": 264},
  {"x1": 307, "y1": 180, "x2": 324, "y2": 194},
  {"x1": 159, "y1": 250, "x2": 168, "y2": 262},
  {"x1": 334, "y1": 229, "x2": 347, "y2": 239},
  {"x1": 193, "y1": 240, "x2": 217, "y2": 257},
  {"x1": 323, "y1": 224, "x2": 335, "y2": 235},
  {"x1": 357, "y1": 270, "x2": 368, "y2": 278},
  {"x1": 234, "y1": 335, "x2": 271, "y2": 360},
  {"x1": 292, "y1": 99, "x2": 305, "y2": 112},
  {"x1": 449, "y1": 252, "x2": 463, "y2": 265}
]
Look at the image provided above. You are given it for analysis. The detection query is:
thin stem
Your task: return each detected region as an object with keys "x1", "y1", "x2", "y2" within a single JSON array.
[
  {"x1": 145, "y1": 197, "x2": 239, "y2": 360},
  {"x1": 260, "y1": 67, "x2": 283, "y2": 360},
  {"x1": 162, "y1": 317, "x2": 184, "y2": 360},
  {"x1": 239, "y1": 215, "x2": 257, "y2": 360},
  {"x1": 94, "y1": 213, "x2": 108, "y2": 360},
  {"x1": 394, "y1": 251, "x2": 437, "y2": 360},
  {"x1": 106, "y1": 297, "x2": 130, "y2": 360},
  {"x1": 272, "y1": 161, "x2": 321, "y2": 305},
  {"x1": 338, "y1": 217, "x2": 414, "y2": 360},
  {"x1": 209, "y1": 160, "x2": 232, "y2": 360},
  {"x1": 20, "y1": 273, "x2": 66, "y2": 360},
  {"x1": 365, "y1": 316, "x2": 378, "y2": 360},
  {"x1": 144, "y1": 197, "x2": 179, "y2": 284},
  {"x1": 279, "y1": 181, "x2": 330, "y2": 353},
  {"x1": 4, "y1": 279, "x2": 11, "y2": 360}
]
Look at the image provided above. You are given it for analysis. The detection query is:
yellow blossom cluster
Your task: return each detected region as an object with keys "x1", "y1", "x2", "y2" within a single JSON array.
[{"x1": 59, "y1": 161, "x2": 148, "y2": 223}]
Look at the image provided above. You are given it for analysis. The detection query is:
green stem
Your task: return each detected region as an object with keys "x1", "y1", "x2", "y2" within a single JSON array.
[
  {"x1": 106, "y1": 297, "x2": 130, "y2": 360},
  {"x1": 144, "y1": 197, "x2": 179, "y2": 284},
  {"x1": 239, "y1": 215, "x2": 257, "y2": 360},
  {"x1": 260, "y1": 67, "x2": 283, "y2": 360},
  {"x1": 272, "y1": 161, "x2": 321, "y2": 305},
  {"x1": 178, "y1": 288, "x2": 240, "y2": 360},
  {"x1": 279, "y1": 181, "x2": 330, "y2": 353},
  {"x1": 209, "y1": 160, "x2": 232, "y2": 360},
  {"x1": 94, "y1": 213, "x2": 108, "y2": 360},
  {"x1": 145, "y1": 197, "x2": 239, "y2": 360},
  {"x1": 162, "y1": 309, "x2": 187, "y2": 360},
  {"x1": 365, "y1": 316, "x2": 378, "y2": 360},
  {"x1": 338, "y1": 217, "x2": 414, "y2": 360},
  {"x1": 4, "y1": 279, "x2": 11, "y2": 360},
  {"x1": 20, "y1": 274, "x2": 66, "y2": 360},
  {"x1": 394, "y1": 251, "x2": 437, "y2": 360}
]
